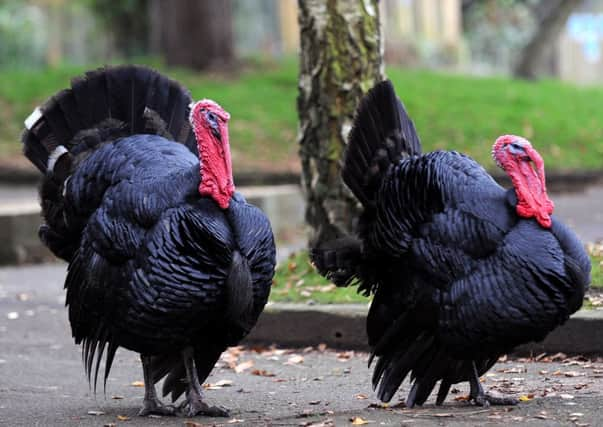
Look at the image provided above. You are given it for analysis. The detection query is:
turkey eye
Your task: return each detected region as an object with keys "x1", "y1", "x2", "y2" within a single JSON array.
[
  {"x1": 204, "y1": 111, "x2": 221, "y2": 141},
  {"x1": 508, "y1": 143, "x2": 524, "y2": 154}
]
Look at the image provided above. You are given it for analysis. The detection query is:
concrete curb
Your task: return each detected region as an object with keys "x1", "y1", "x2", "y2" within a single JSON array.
[
  {"x1": 0, "y1": 166, "x2": 602, "y2": 192},
  {"x1": 244, "y1": 303, "x2": 603, "y2": 356}
]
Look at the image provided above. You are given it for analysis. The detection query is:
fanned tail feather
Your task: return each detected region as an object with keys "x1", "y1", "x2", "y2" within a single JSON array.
[
  {"x1": 342, "y1": 79, "x2": 422, "y2": 209},
  {"x1": 21, "y1": 65, "x2": 196, "y2": 176}
]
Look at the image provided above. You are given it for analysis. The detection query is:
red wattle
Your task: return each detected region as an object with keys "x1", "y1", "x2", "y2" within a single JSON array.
[
  {"x1": 190, "y1": 100, "x2": 235, "y2": 210},
  {"x1": 510, "y1": 155, "x2": 554, "y2": 228}
]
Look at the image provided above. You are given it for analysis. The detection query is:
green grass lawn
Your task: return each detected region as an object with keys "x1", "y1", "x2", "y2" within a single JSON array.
[
  {"x1": 270, "y1": 249, "x2": 603, "y2": 304},
  {"x1": 1, "y1": 59, "x2": 603, "y2": 173},
  {"x1": 588, "y1": 243, "x2": 603, "y2": 289},
  {"x1": 270, "y1": 251, "x2": 368, "y2": 304}
]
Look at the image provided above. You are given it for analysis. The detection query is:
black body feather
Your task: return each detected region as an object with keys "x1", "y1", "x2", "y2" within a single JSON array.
[
  {"x1": 312, "y1": 80, "x2": 591, "y2": 405},
  {"x1": 22, "y1": 66, "x2": 276, "y2": 397}
]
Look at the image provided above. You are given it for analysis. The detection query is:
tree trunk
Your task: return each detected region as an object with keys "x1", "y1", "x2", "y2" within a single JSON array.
[
  {"x1": 153, "y1": 0, "x2": 234, "y2": 70},
  {"x1": 514, "y1": 0, "x2": 581, "y2": 79},
  {"x1": 297, "y1": 0, "x2": 384, "y2": 243}
]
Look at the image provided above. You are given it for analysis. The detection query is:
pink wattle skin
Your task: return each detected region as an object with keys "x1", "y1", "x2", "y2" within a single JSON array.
[
  {"x1": 190, "y1": 100, "x2": 234, "y2": 209},
  {"x1": 493, "y1": 135, "x2": 554, "y2": 228}
]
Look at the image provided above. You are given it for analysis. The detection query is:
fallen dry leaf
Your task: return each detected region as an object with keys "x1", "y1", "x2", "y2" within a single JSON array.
[
  {"x1": 234, "y1": 360, "x2": 254, "y2": 373},
  {"x1": 207, "y1": 381, "x2": 231, "y2": 390},
  {"x1": 499, "y1": 366, "x2": 526, "y2": 374},
  {"x1": 285, "y1": 355, "x2": 304, "y2": 365},
  {"x1": 350, "y1": 416, "x2": 370, "y2": 425},
  {"x1": 336, "y1": 351, "x2": 354, "y2": 361},
  {"x1": 116, "y1": 415, "x2": 129, "y2": 421},
  {"x1": 550, "y1": 352, "x2": 568, "y2": 361},
  {"x1": 519, "y1": 394, "x2": 535, "y2": 402},
  {"x1": 355, "y1": 393, "x2": 368, "y2": 400},
  {"x1": 184, "y1": 422, "x2": 205, "y2": 427},
  {"x1": 251, "y1": 369, "x2": 276, "y2": 377},
  {"x1": 453, "y1": 395, "x2": 470, "y2": 401},
  {"x1": 368, "y1": 402, "x2": 389, "y2": 409},
  {"x1": 130, "y1": 380, "x2": 144, "y2": 387},
  {"x1": 301, "y1": 420, "x2": 334, "y2": 427}
]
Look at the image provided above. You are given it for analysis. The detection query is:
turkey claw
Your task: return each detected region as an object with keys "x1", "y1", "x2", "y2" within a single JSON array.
[
  {"x1": 178, "y1": 399, "x2": 229, "y2": 417},
  {"x1": 138, "y1": 398, "x2": 176, "y2": 416},
  {"x1": 472, "y1": 392, "x2": 519, "y2": 407}
]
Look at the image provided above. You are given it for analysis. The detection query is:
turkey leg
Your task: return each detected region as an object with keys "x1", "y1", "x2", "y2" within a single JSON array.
[
  {"x1": 138, "y1": 354, "x2": 176, "y2": 416},
  {"x1": 469, "y1": 361, "x2": 519, "y2": 406},
  {"x1": 178, "y1": 346, "x2": 229, "y2": 417}
]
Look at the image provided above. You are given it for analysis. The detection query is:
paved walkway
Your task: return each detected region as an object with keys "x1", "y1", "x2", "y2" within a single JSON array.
[{"x1": 1, "y1": 263, "x2": 603, "y2": 426}]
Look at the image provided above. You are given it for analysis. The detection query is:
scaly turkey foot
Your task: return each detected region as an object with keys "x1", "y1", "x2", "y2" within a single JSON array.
[
  {"x1": 472, "y1": 393, "x2": 519, "y2": 407},
  {"x1": 469, "y1": 361, "x2": 519, "y2": 407},
  {"x1": 138, "y1": 397, "x2": 176, "y2": 416},
  {"x1": 178, "y1": 394, "x2": 229, "y2": 417},
  {"x1": 138, "y1": 354, "x2": 177, "y2": 416},
  {"x1": 179, "y1": 346, "x2": 229, "y2": 417}
]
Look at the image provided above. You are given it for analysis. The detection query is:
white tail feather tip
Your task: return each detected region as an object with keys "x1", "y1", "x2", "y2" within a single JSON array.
[
  {"x1": 24, "y1": 107, "x2": 43, "y2": 130},
  {"x1": 47, "y1": 145, "x2": 69, "y2": 173}
]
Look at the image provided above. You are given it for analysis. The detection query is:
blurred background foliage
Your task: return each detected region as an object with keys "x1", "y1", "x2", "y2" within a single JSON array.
[{"x1": 0, "y1": 0, "x2": 602, "y2": 174}]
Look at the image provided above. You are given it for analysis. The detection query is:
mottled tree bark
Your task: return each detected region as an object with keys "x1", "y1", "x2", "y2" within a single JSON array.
[{"x1": 297, "y1": 0, "x2": 384, "y2": 243}]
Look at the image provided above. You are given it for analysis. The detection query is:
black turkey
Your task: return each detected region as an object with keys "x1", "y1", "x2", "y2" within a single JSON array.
[
  {"x1": 22, "y1": 65, "x2": 276, "y2": 416},
  {"x1": 311, "y1": 80, "x2": 590, "y2": 407}
]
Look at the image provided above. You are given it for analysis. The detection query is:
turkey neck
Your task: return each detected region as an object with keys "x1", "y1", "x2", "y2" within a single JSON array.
[
  {"x1": 506, "y1": 147, "x2": 554, "y2": 228},
  {"x1": 196, "y1": 125, "x2": 234, "y2": 210}
]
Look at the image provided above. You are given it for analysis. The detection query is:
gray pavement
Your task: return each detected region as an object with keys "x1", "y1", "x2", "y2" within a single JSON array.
[{"x1": 2, "y1": 263, "x2": 603, "y2": 426}]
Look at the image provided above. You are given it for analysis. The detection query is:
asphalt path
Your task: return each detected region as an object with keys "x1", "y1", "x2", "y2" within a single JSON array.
[{"x1": 1, "y1": 264, "x2": 603, "y2": 426}]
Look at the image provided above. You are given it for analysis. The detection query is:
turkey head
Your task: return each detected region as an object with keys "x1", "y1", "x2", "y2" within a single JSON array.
[{"x1": 492, "y1": 135, "x2": 554, "y2": 228}]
